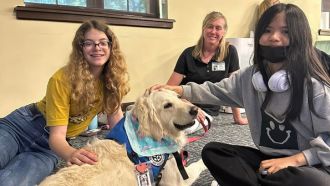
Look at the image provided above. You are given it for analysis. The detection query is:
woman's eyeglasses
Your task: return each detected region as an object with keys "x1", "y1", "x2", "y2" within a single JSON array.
[{"x1": 81, "y1": 40, "x2": 111, "y2": 50}]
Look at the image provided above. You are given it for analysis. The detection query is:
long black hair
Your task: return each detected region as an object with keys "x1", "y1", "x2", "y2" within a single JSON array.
[{"x1": 254, "y1": 3, "x2": 330, "y2": 120}]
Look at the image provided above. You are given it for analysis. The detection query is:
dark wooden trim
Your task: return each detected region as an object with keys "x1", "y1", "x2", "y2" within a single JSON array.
[
  {"x1": 319, "y1": 29, "x2": 330, "y2": 36},
  {"x1": 87, "y1": 0, "x2": 104, "y2": 9},
  {"x1": 323, "y1": 0, "x2": 330, "y2": 12},
  {"x1": 14, "y1": 5, "x2": 175, "y2": 29},
  {"x1": 121, "y1": 102, "x2": 135, "y2": 111}
]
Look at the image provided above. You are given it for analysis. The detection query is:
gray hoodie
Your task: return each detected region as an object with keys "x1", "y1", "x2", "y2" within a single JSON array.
[{"x1": 181, "y1": 66, "x2": 330, "y2": 166}]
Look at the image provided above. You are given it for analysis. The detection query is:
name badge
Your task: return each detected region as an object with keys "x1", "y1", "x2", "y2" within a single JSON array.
[
  {"x1": 212, "y1": 62, "x2": 225, "y2": 71},
  {"x1": 135, "y1": 162, "x2": 154, "y2": 186}
]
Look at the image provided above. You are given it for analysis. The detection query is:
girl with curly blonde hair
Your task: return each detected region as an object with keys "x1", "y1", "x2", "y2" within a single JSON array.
[
  {"x1": 0, "y1": 20, "x2": 129, "y2": 185},
  {"x1": 68, "y1": 20, "x2": 129, "y2": 116}
]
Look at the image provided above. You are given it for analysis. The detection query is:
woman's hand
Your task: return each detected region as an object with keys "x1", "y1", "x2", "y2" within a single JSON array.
[
  {"x1": 66, "y1": 148, "x2": 98, "y2": 166},
  {"x1": 180, "y1": 100, "x2": 205, "y2": 122},
  {"x1": 234, "y1": 117, "x2": 248, "y2": 125},
  {"x1": 231, "y1": 107, "x2": 248, "y2": 125},
  {"x1": 196, "y1": 108, "x2": 206, "y2": 123},
  {"x1": 259, "y1": 153, "x2": 307, "y2": 174}
]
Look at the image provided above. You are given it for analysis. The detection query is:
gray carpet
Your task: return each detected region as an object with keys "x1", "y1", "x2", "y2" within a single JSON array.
[
  {"x1": 58, "y1": 113, "x2": 255, "y2": 186},
  {"x1": 189, "y1": 113, "x2": 255, "y2": 186}
]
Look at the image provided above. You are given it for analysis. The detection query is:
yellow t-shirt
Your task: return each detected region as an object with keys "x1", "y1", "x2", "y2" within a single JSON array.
[{"x1": 36, "y1": 67, "x2": 103, "y2": 138}]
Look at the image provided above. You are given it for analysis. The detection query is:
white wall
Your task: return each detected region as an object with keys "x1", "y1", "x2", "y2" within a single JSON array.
[{"x1": 0, "y1": 0, "x2": 322, "y2": 116}]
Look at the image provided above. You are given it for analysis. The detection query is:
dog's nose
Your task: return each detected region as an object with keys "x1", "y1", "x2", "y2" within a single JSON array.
[{"x1": 189, "y1": 106, "x2": 198, "y2": 116}]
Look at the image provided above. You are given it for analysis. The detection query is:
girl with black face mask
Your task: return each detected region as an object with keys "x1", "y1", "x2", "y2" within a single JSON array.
[{"x1": 149, "y1": 3, "x2": 330, "y2": 186}]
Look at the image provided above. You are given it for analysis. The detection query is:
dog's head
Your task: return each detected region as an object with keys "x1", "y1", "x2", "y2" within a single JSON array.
[{"x1": 131, "y1": 89, "x2": 198, "y2": 143}]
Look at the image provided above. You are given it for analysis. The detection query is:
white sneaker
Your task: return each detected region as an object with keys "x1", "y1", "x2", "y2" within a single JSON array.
[
  {"x1": 210, "y1": 180, "x2": 219, "y2": 186},
  {"x1": 184, "y1": 111, "x2": 213, "y2": 134}
]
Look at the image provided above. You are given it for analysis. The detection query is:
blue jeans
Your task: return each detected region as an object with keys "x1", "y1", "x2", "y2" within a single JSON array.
[{"x1": 0, "y1": 104, "x2": 59, "y2": 186}]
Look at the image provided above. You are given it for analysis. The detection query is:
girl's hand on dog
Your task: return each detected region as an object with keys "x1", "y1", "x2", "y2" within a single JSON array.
[
  {"x1": 150, "y1": 84, "x2": 205, "y2": 122},
  {"x1": 67, "y1": 148, "x2": 98, "y2": 166},
  {"x1": 48, "y1": 126, "x2": 98, "y2": 166},
  {"x1": 149, "y1": 84, "x2": 183, "y2": 97}
]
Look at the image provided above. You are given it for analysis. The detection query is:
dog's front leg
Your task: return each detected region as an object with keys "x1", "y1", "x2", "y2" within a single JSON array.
[{"x1": 183, "y1": 159, "x2": 207, "y2": 185}]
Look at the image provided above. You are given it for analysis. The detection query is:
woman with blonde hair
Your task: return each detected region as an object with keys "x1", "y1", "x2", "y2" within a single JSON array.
[
  {"x1": 0, "y1": 20, "x2": 129, "y2": 185},
  {"x1": 258, "y1": 0, "x2": 280, "y2": 19},
  {"x1": 167, "y1": 11, "x2": 247, "y2": 125}
]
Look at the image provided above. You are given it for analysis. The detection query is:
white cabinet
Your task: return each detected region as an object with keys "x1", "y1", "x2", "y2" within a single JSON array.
[{"x1": 227, "y1": 38, "x2": 254, "y2": 70}]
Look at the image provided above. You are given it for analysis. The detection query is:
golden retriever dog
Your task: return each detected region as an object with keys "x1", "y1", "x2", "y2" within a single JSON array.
[{"x1": 40, "y1": 89, "x2": 206, "y2": 186}]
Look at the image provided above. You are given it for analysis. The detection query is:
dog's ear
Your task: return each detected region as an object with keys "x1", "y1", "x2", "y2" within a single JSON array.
[{"x1": 132, "y1": 95, "x2": 164, "y2": 141}]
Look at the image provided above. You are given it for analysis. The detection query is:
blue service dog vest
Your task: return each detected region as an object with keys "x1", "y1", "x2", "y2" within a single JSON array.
[{"x1": 106, "y1": 114, "x2": 172, "y2": 182}]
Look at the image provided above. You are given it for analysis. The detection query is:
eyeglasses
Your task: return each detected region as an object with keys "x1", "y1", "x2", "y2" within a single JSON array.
[{"x1": 81, "y1": 40, "x2": 111, "y2": 50}]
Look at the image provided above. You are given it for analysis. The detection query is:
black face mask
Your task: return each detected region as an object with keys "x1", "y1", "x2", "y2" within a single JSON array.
[{"x1": 260, "y1": 45, "x2": 288, "y2": 63}]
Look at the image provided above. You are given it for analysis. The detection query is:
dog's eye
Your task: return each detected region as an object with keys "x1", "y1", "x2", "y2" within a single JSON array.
[{"x1": 164, "y1": 103, "x2": 173, "y2": 109}]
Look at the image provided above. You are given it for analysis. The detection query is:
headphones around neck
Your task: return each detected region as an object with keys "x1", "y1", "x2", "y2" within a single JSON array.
[{"x1": 252, "y1": 70, "x2": 290, "y2": 92}]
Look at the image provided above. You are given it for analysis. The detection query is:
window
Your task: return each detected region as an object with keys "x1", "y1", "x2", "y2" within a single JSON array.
[
  {"x1": 320, "y1": 0, "x2": 330, "y2": 35},
  {"x1": 25, "y1": 0, "x2": 86, "y2": 7},
  {"x1": 14, "y1": 0, "x2": 174, "y2": 29}
]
